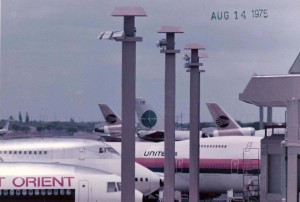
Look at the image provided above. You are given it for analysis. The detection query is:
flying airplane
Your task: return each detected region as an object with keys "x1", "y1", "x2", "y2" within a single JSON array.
[
  {"x1": 0, "y1": 162, "x2": 143, "y2": 202},
  {"x1": 94, "y1": 104, "x2": 122, "y2": 135},
  {"x1": 0, "y1": 121, "x2": 11, "y2": 136},
  {"x1": 109, "y1": 135, "x2": 262, "y2": 196},
  {"x1": 206, "y1": 103, "x2": 255, "y2": 136},
  {"x1": 136, "y1": 98, "x2": 192, "y2": 141},
  {"x1": 0, "y1": 138, "x2": 161, "y2": 196}
]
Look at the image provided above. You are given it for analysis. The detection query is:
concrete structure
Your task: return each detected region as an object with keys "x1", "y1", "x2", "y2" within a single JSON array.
[
  {"x1": 240, "y1": 74, "x2": 300, "y2": 202},
  {"x1": 158, "y1": 25, "x2": 183, "y2": 202},
  {"x1": 99, "y1": 7, "x2": 146, "y2": 202},
  {"x1": 260, "y1": 133, "x2": 286, "y2": 202},
  {"x1": 184, "y1": 43, "x2": 205, "y2": 202}
]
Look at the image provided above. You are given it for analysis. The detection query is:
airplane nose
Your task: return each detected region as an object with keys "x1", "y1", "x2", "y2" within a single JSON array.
[
  {"x1": 135, "y1": 164, "x2": 161, "y2": 196},
  {"x1": 135, "y1": 190, "x2": 143, "y2": 202},
  {"x1": 149, "y1": 169, "x2": 162, "y2": 195},
  {"x1": 160, "y1": 178, "x2": 164, "y2": 187}
]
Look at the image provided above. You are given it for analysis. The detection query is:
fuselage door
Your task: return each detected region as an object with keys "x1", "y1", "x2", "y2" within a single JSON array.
[
  {"x1": 79, "y1": 148, "x2": 86, "y2": 160},
  {"x1": 79, "y1": 180, "x2": 89, "y2": 202},
  {"x1": 176, "y1": 158, "x2": 184, "y2": 173},
  {"x1": 231, "y1": 159, "x2": 239, "y2": 174}
]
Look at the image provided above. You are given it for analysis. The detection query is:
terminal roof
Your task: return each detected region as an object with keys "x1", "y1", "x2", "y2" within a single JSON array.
[
  {"x1": 184, "y1": 43, "x2": 205, "y2": 50},
  {"x1": 158, "y1": 25, "x2": 183, "y2": 33},
  {"x1": 111, "y1": 7, "x2": 146, "y2": 17}
]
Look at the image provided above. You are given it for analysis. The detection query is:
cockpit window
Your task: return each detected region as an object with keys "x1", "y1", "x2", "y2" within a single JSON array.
[
  {"x1": 99, "y1": 147, "x2": 120, "y2": 159},
  {"x1": 107, "y1": 182, "x2": 121, "y2": 192}
]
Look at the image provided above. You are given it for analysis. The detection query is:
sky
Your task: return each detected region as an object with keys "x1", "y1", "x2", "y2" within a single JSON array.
[{"x1": 1, "y1": 0, "x2": 300, "y2": 123}]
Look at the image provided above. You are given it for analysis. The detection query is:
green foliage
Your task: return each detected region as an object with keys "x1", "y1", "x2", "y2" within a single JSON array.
[
  {"x1": 18, "y1": 112, "x2": 23, "y2": 123},
  {"x1": 25, "y1": 112, "x2": 30, "y2": 123}
]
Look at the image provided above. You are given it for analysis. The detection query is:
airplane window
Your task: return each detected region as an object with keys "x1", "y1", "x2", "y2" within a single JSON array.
[
  {"x1": 66, "y1": 189, "x2": 72, "y2": 195},
  {"x1": 4, "y1": 190, "x2": 8, "y2": 196},
  {"x1": 41, "y1": 189, "x2": 46, "y2": 195},
  {"x1": 107, "y1": 182, "x2": 117, "y2": 192},
  {"x1": 28, "y1": 189, "x2": 33, "y2": 196},
  {"x1": 60, "y1": 189, "x2": 65, "y2": 195},
  {"x1": 117, "y1": 182, "x2": 121, "y2": 191},
  {"x1": 34, "y1": 151, "x2": 37, "y2": 155},
  {"x1": 16, "y1": 189, "x2": 21, "y2": 196},
  {"x1": 9, "y1": 151, "x2": 12, "y2": 154},
  {"x1": 29, "y1": 151, "x2": 32, "y2": 154},
  {"x1": 22, "y1": 189, "x2": 26, "y2": 196},
  {"x1": 24, "y1": 151, "x2": 27, "y2": 154},
  {"x1": 140, "y1": 178, "x2": 143, "y2": 182},
  {"x1": 54, "y1": 189, "x2": 58, "y2": 195},
  {"x1": 47, "y1": 189, "x2": 52, "y2": 195},
  {"x1": 14, "y1": 151, "x2": 17, "y2": 154},
  {"x1": 35, "y1": 189, "x2": 39, "y2": 195},
  {"x1": 135, "y1": 178, "x2": 138, "y2": 181},
  {"x1": 19, "y1": 151, "x2": 22, "y2": 154},
  {"x1": 145, "y1": 178, "x2": 148, "y2": 182},
  {"x1": 9, "y1": 189, "x2": 14, "y2": 195},
  {"x1": 39, "y1": 151, "x2": 42, "y2": 154},
  {"x1": 44, "y1": 151, "x2": 48, "y2": 154},
  {"x1": 4, "y1": 151, "x2": 7, "y2": 154}
]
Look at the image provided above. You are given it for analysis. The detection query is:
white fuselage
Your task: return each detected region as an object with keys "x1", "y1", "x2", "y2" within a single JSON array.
[
  {"x1": 0, "y1": 138, "x2": 161, "y2": 196},
  {"x1": 0, "y1": 162, "x2": 143, "y2": 202},
  {"x1": 109, "y1": 136, "x2": 262, "y2": 193}
]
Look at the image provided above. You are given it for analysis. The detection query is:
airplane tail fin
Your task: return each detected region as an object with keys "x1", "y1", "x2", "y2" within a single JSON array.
[
  {"x1": 206, "y1": 103, "x2": 241, "y2": 131},
  {"x1": 136, "y1": 98, "x2": 164, "y2": 131},
  {"x1": 288, "y1": 52, "x2": 300, "y2": 74},
  {"x1": 98, "y1": 104, "x2": 122, "y2": 126}
]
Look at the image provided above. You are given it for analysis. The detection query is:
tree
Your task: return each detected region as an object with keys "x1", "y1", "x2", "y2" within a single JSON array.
[
  {"x1": 25, "y1": 112, "x2": 30, "y2": 123},
  {"x1": 18, "y1": 112, "x2": 23, "y2": 123}
]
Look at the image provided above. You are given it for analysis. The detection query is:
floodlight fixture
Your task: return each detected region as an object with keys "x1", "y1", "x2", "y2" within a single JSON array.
[
  {"x1": 97, "y1": 31, "x2": 125, "y2": 40},
  {"x1": 183, "y1": 53, "x2": 191, "y2": 62},
  {"x1": 156, "y1": 39, "x2": 167, "y2": 49},
  {"x1": 112, "y1": 31, "x2": 125, "y2": 39}
]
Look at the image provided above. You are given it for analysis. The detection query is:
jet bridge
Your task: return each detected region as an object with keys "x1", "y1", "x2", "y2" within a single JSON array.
[{"x1": 239, "y1": 74, "x2": 300, "y2": 202}]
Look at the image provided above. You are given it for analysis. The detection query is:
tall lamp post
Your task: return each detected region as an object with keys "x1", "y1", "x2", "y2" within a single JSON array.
[
  {"x1": 157, "y1": 25, "x2": 183, "y2": 202},
  {"x1": 184, "y1": 43, "x2": 206, "y2": 202},
  {"x1": 98, "y1": 7, "x2": 146, "y2": 202}
]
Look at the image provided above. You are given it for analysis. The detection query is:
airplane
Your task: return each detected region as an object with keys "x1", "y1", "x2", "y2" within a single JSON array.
[
  {"x1": 206, "y1": 103, "x2": 255, "y2": 136},
  {"x1": 206, "y1": 103, "x2": 285, "y2": 137},
  {"x1": 0, "y1": 138, "x2": 161, "y2": 196},
  {"x1": 136, "y1": 98, "x2": 193, "y2": 142},
  {"x1": 0, "y1": 162, "x2": 143, "y2": 202},
  {"x1": 108, "y1": 135, "x2": 262, "y2": 195},
  {"x1": 0, "y1": 121, "x2": 11, "y2": 136},
  {"x1": 94, "y1": 104, "x2": 122, "y2": 135}
]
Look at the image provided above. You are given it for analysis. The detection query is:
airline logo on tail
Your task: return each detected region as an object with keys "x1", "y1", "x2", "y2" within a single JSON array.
[
  {"x1": 105, "y1": 114, "x2": 118, "y2": 124},
  {"x1": 215, "y1": 116, "x2": 230, "y2": 128},
  {"x1": 141, "y1": 110, "x2": 157, "y2": 128}
]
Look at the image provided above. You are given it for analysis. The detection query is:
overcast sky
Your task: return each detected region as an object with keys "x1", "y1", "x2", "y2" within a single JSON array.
[{"x1": 1, "y1": 0, "x2": 300, "y2": 123}]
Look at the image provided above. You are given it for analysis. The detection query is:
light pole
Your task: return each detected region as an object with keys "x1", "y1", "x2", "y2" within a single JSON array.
[
  {"x1": 98, "y1": 7, "x2": 146, "y2": 202},
  {"x1": 184, "y1": 43, "x2": 206, "y2": 202},
  {"x1": 157, "y1": 25, "x2": 183, "y2": 202}
]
